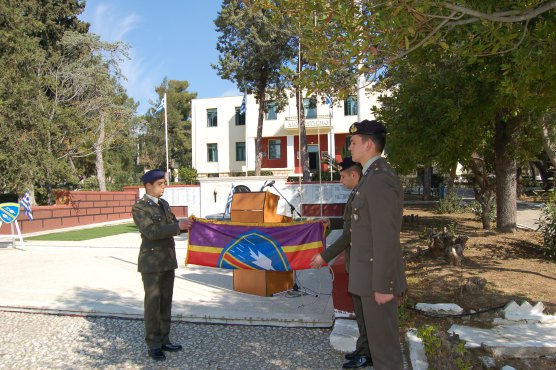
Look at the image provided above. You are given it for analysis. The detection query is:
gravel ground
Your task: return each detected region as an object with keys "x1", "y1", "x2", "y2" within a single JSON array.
[{"x1": 0, "y1": 311, "x2": 346, "y2": 370}]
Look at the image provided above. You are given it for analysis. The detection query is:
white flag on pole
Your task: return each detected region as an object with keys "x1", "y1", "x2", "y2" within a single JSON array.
[
  {"x1": 154, "y1": 95, "x2": 166, "y2": 114},
  {"x1": 239, "y1": 93, "x2": 246, "y2": 115}
]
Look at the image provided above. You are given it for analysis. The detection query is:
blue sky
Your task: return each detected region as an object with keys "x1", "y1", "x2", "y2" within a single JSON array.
[{"x1": 80, "y1": 0, "x2": 239, "y2": 115}]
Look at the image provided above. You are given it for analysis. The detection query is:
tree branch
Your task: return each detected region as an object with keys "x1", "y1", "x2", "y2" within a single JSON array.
[{"x1": 442, "y1": 1, "x2": 556, "y2": 24}]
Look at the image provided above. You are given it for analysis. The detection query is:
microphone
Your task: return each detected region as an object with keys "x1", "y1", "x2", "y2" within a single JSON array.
[
  {"x1": 259, "y1": 180, "x2": 267, "y2": 191},
  {"x1": 260, "y1": 180, "x2": 275, "y2": 191}
]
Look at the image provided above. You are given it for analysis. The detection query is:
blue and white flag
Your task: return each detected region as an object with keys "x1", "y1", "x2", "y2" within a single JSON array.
[
  {"x1": 224, "y1": 184, "x2": 235, "y2": 216},
  {"x1": 154, "y1": 95, "x2": 166, "y2": 114},
  {"x1": 239, "y1": 94, "x2": 246, "y2": 115},
  {"x1": 0, "y1": 203, "x2": 20, "y2": 224},
  {"x1": 325, "y1": 95, "x2": 332, "y2": 106},
  {"x1": 20, "y1": 191, "x2": 33, "y2": 220}
]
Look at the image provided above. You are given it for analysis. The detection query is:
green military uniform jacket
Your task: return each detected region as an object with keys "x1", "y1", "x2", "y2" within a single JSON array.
[
  {"x1": 320, "y1": 188, "x2": 357, "y2": 269},
  {"x1": 132, "y1": 195, "x2": 181, "y2": 273},
  {"x1": 348, "y1": 157, "x2": 407, "y2": 297}
]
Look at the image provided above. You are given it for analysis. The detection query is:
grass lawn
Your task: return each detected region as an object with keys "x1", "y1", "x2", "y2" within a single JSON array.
[{"x1": 26, "y1": 223, "x2": 138, "y2": 241}]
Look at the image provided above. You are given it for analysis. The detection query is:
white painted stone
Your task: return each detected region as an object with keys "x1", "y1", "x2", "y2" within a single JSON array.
[
  {"x1": 449, "y1": 323, "x2": 556, "y2": 350},
  {"x1": 501, "y1": 366, "x2": 517, "y2": 370},
  {"x1": 503, "y1": 300, "x2": 556, "y2": 323},
  {"x1": 415, "y1": 303, "x2": 463, "y2": 314},
  {"x1": 334, "y1": 309, "x2": 354, "y2": 319},
  {"x1": 406, "y1": 329, "x2": 429, "y2": 370},
  {"x1": 329, "y1": 319, "x2": 358, "y2": 353},
  {"x1": 483, "y1": 344, "x2": 556, "y2": 358}
]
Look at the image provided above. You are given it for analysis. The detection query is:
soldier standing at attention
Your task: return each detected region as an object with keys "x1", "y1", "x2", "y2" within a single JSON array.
[
  {"x1": 309, "y1": 157, "x2": 372, "y2": 369},
  {"x1": 348, "y1": 120, "x2": 407, "y2": 370},
  {"x1": 132, "y1": 169, "x2": 191, "y2": 361}
]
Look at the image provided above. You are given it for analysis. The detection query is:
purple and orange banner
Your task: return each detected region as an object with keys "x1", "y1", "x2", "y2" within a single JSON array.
[{"x1": 186, "y1": 217, "x2": 326, "y2": 271}]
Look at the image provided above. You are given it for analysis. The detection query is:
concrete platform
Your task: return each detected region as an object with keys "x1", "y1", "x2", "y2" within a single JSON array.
[{"x1": 0, "y1": 231, "x2": 335, "y2": 328}]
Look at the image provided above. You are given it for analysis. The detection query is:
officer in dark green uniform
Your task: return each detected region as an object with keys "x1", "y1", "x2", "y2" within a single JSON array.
[
  {"x1": 348, "y1": 120, "x2": 407, "y2": 370},
  {"x1": 310, "y1": 157, "x2": 372, "y2": 369},
  {"x1": 132, "y1": 169, "x2": 191, "y2": 361}
]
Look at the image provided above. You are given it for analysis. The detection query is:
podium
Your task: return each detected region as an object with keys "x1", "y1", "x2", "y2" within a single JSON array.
[{"x1": 231, "y1": 191, "x2": 294, "y2": 296}]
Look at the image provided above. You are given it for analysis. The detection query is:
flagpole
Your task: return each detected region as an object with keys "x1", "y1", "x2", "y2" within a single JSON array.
[
  {"x1": 163, "y1": 92, "x2": 170, "y2": 183},
  {"x1": 329, "y1": 102, "x2": 333, "y2": 181}
]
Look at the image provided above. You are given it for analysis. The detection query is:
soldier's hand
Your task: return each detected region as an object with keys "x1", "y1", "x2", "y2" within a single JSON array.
[
  {"x1": 374, "y1": 292, "x2": 394, "y2": 305},
  {"x1": 320, "y1": 218, "x2": 331, "y2": 229},
  {"x1": 310, "y1": 253, "x2": 325, "y2": 268},
  {"x1": 178, "y1": 218, "x2": 192, "y2": 230}
]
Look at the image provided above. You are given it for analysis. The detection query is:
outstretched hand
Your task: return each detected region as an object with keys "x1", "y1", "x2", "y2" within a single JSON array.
[{"x1": 310, "y1": 253, "x2": 325, "y2": 269}]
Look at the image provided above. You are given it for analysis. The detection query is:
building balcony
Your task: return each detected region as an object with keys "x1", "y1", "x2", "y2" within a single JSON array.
[{"x1": 284, "y1": 115, "x2": 332, "y2": 132}]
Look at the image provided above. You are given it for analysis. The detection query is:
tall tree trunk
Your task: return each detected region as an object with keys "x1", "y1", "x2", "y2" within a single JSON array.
[
  {"x1": 540, "y1": 115, "x2": 556, "y2": 169},
  {"x1": 422, "y1": 166, "x2": 432, "y2": 200},
  {"x1": 447, "y1": 163, "x2": 457, "y2": 198},
  {"x1": 95, "y1": 112, "x2": 107, "y2": 191},
  {"x1": 254, "y1": 88, "x2": 266, "y2": 176},
  {"x1": 494, "y1": 115, "x2": 518, "y2": 232},
  {"x1": 533, "y1": 160, "x2": 549, "y2": 189},
  {"x1": 468, "y1": 157, "x2": 496, "y2": 230}
]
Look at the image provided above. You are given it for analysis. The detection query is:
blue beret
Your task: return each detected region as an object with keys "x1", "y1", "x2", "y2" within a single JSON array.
[
  {"x1": 349, "y1": 119, "x2": 387, "y2": 136},
  {"x1": 338, "y1": 156, "x2": 358, "y2": 171},
  {"x1": 141, "y1": 169, "x2": 166, "y2": 184}
]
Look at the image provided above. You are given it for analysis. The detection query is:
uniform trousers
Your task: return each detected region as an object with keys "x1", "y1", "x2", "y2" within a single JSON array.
[
  {"x1": 360, "y1": 294, "x2": 403, "y2": 370},
  {"x1": 352, "y1": 294, "x2": 371, "y2": 357},
  {"x1": 141, "y1": 269, "x2": 175, "y2": 349}
]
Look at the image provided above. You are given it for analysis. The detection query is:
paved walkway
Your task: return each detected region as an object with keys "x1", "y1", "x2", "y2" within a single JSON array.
[
  {"x1": 0, "y1": 228, "x2": 353, "y2": 369},
  {"x1": 0, "y1": 203, "x2": 542, "y2": 369},
  {"x1": 0, "y1": 231, "x2": 334, "y2": 326}
]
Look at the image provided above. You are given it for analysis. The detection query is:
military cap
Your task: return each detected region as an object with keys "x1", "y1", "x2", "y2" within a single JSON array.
[
  {"x1": 141, "y1": 169, "x2": 166, "y2": 184},
  {"x1": 349, "y1": 119, "x2": 387, "y2": 136},
  {"x1": 338, "y1": 156, "x2": 358, "y2": 171}
]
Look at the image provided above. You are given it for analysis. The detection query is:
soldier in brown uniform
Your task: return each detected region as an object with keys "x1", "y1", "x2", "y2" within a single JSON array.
[
  {"x1": 348, "y1": 120, "x2": 407, "y2": 370},
  {"x1": 310, "y1": 157, "x2": 372, "y2": 369},
  {"x1": 132, "y1": 169, "x2": 191, "y2": 361}
]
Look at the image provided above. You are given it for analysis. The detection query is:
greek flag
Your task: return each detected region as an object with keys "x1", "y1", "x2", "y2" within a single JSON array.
[
  {"x1": 325, "y1": 95, "x2": 332, "y2": 106},
  {"x1": 239, "y1": 93, "x2": 246, "y2": 115},
  {"x1": 224, "y1": 184, "x2": 235, "y2": 216},
  {"x1": 154, "y1": 95, "x2": 166, "y2": 114},
  {"x1": 20, "y1": 191, "x2": 33, "y2": 220}
]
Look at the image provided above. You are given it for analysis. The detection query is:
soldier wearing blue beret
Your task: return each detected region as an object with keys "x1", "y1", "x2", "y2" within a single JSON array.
[
  {"x1": 132, "y1": 169, "x2": 191, "y2": 361},
  {"x1": 348, "y1": 120, "x2": 407, "y2": 370}
]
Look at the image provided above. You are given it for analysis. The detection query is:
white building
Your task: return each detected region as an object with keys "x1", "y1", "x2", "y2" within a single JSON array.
[{"x1": 191, "y1": 89, "x2": 381, "y2": 178}]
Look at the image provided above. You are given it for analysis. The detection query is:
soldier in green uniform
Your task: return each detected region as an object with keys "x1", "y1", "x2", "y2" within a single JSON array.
[
  {"x1": 348, "y1": 120, "x2": 407, "y2": 370},
  {"x1": 310, "y1": 157, "x2": 372, "y2": 369},
  {"x1": 132, "y1": 169, "x2": 191, "y2": 361}
]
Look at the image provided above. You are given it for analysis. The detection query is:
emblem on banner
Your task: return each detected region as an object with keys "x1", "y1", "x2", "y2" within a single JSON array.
[
  {"x1": 217, "y1": 230, "x2": 291, "y2": 271},
  {"x1": 0, "y1": 203, "x2": 21, "y2": 224}
]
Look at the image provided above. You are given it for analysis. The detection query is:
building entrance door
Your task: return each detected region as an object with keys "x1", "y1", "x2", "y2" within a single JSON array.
[{"x1": 308, "y1": 144, "x2": 319, "y2": 172}]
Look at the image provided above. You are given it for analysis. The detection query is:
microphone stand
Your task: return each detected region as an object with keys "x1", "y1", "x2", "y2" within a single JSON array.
[
  {"x1": 266, "y1": 183, "x2": 317, "y2": 298},
  {"x1": 267, "y1": 183, "x2": 302, "y2": 219}
]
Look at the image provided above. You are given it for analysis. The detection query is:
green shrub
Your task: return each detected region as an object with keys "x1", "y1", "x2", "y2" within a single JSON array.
[
  {"x1": 434, "y1": 195, "x2": 465, "y2": 214},
  {"x1": 416, "y1": 325, "x2": 473, "y2": 370},
  {"x1": 80, "y1": 176, "x2": 99, "y2": 190},
  {"x1": 539, "y1": 203, "x2": 556, "y2": 260},
  {"x1": 467, "y1": 199, "x2": 496, "y2": 223},
  {"x1": 178, "y1": 167, "x2": 198, "y2": 184}
]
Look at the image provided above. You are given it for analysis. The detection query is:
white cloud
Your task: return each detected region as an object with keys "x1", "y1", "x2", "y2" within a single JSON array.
[
  {"x1": 85, "y1": 2, "x2": 157, "y2": 113},
  {"x1": 220, "y1": 89, "x2": 241, "y2": 97},
  {"x1": 90, "y1": 3, "x2": 140, "y2": 42}
]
